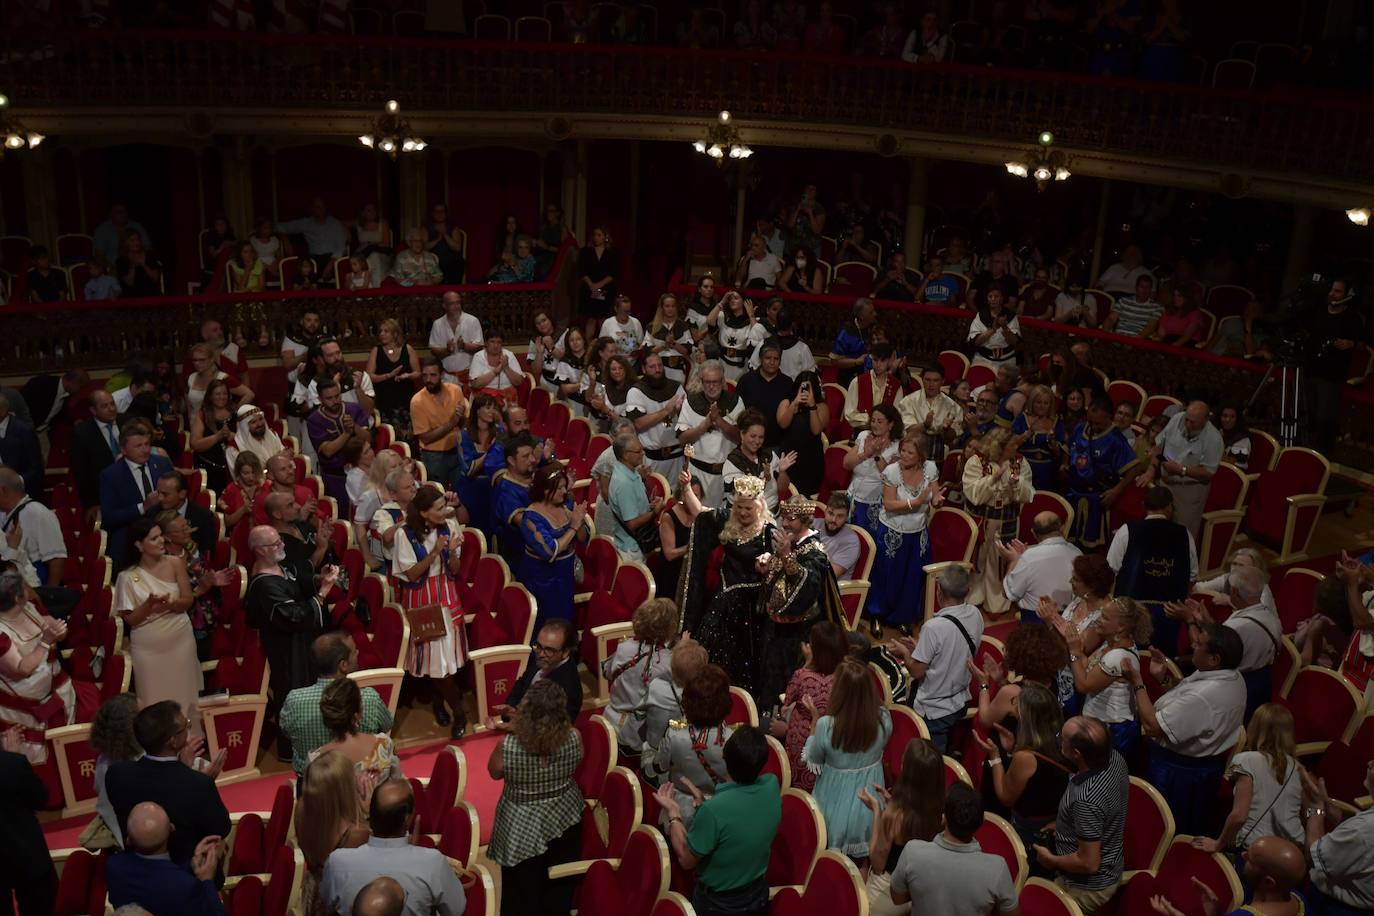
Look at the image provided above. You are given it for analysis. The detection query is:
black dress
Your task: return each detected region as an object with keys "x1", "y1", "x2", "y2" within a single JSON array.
[
  {"x1": 576, "y1": 245, "x2": 620, "y2": 321},
  {"x1": 657, "y1": 506, "x2": 693, "y2": 600},
  {"x1": 194, "y1": 410, "x2": 232, "y2": 494},
  {"x1": 372, "y1": 344, "x2": 414, "y2": 433},
  {"x1": 778, "y1": 403, "x2": 824, "y2": 496}
]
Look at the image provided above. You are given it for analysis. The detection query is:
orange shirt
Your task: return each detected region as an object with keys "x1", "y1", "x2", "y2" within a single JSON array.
[{"x1": 409, "y1": 383, "x2": 466, "y2": 453}]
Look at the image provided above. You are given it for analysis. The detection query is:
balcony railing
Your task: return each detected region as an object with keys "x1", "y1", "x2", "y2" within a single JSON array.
[{"x1": 1, "y1": 29, "x2": 1371, "y2": 185}]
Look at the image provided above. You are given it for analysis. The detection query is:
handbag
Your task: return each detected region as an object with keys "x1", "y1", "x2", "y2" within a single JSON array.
[
  {"x1": 404, "y1": 603, "x2": 448, "y2": 643},
  {"x1": 610, "y1": 491, "x2": 661, "y2": 555}
]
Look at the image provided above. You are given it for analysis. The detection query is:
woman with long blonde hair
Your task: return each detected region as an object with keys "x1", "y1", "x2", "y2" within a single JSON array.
[
  {"x1": 1012, "y1": 384, "x2": 1065, "y2": 491},
  {"x1": 296, "y1": 750, "x2": 371, "y2": 916},
  {"x1": 1195, "y1": 702, "x2": 1304, "y2": 854},
  {"x1": 962, "y1": 426, "x2": 1033, "y2": 614},
  {"x1": 803, "y1": 657, "x2": 893, "y2": 858}
]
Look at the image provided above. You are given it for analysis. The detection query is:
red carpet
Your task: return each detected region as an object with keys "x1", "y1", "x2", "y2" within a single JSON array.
[{"x1": 43, "y1": 732, "x2": 506, "y2": 850}]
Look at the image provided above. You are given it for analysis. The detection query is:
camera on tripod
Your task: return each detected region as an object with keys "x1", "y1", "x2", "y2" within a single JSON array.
[{"x1": 1271, "y1": 272, "x2": 1333, "y2": 368}]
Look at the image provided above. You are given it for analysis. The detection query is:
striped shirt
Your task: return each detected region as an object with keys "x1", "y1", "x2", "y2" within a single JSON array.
[
  {"x1": 1112, "y1": 296, "x2": 1164, "y2": 337},
  {"x1": 1054, "y1": 750, "x2": 1128, "y2": 890}
]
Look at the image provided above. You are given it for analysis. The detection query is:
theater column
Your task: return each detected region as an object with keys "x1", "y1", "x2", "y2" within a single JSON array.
[
  {"x1": 220, "y1": 142, "x2": 253, "y2": 246},
  {"x1": 20, "y1": 149, "x2": 59, "y2": 253},
  {"x1": 902, "y1": 157, "x2": 929, "y2": 264},
  {"x1": 398, "y1": 153, "x2": 427, "y2": 234},
  {"x1": 1281, "y1": 205, "x2": 1314, "y2": 295}
]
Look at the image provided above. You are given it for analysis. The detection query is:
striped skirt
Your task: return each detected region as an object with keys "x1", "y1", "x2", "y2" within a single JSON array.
[{"x1": 399, "y1": 574, "x2": 468, "y2": 679}]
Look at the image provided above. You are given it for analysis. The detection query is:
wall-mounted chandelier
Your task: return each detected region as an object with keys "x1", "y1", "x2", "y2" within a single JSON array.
[
  {"x1": 358, "y1": 100, "x2": 426, "y2": 158},
  {"x1": 1347, "y1": 207, "x2": 1370, "y2": 227},
  {"x1": 1005, "y1": 131, "x2": 1070, "y2": 191},
  {"x1": 0, "y1": 93, "x2": 43, "y2": 154},
  {"x1": 692, "y1": 110, "x2": 753, "y2": 165}
]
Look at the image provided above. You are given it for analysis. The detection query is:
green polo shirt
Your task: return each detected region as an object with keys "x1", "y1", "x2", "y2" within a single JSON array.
[{"x1": 686, "y1": 774, "x2": 781, "y2": 892}]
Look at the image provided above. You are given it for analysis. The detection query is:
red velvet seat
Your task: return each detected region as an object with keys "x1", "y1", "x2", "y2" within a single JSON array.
[
  {"x1": 574, "y1": 715, "x2": 618, "y2": 806},
  {"x1": 438, "y1": 801, "x2": 481, "y2": 867},
  {"x1": 1017, "y1": 490, "x2": 1073, "y2": 544},
  {"x1": 974, "y1": 812, "x2": 1027, "y2": 891},
  {"x1": 769, "y1": 850, "x2": 866, "y2": 916},
  {"x1": 1279, "y1": 667, "x2": 1363, "y2": 755},
  {"x1": 228, "y1": 783, "x2": 294, "y2": 876},
  {"x1": 1120, "y1": 839, "x2": 1242, "y2": 916},
  {"x1": 579, "y1": 763, "x2": 638, "y2": 860},
  {"x1": 1106, "y1": 379, "x2": 1146, "y2": 418},
  {"x1": 819, "y1": 442, "x2": 850, "y2": 502},
  {"x1": 1019, "y1": 877, "x2": 1081, "y2": 916},
  {"x1": 51, "y1": 849, "x2": 103, "y2": 916},
  {"x1": 412, "y1": 745, "x2": 464, "y2": 836},
  {"x1": 564, "y1": 824, "x2": 668, "y2": 916},
  {"x1": 1125, "y1": 776, "x2": 1175, "y2": 872},
  {"x1": 1273, "y1": 567, "x2": 1323, "y2": 635},
  {"x1": 1245, "y1": 447, "x2": 1329, "y2": 564},
  {"x1": 937, "y1": 349, "x2": 969, "y2": 383},
  {"x1": 965, "y1": 364, "x2": 996, "y2": 391},
  {"x1": 767, "y1": 788, "x2": 824, "y2": 889},
  {"x1": 560, "y1": 416, "x2": 593, "y2": 461},
  {"x1": 822, "y1": 383, "x2": 851, "y2": 443}
]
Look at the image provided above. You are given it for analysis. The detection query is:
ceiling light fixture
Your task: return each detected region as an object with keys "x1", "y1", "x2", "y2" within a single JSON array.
[
  {"x1": 0, "y1": 93, "x2": 42, "y2": 155},
  {"x1": 1347, "y1": 207, "x2": 1370, "y2": 227},
  {"x1": 1005, "y1": 130, "x2": 1071, "y2": 191},
  {"x1": 693, "y1": 110, "x2": 752, "y2": 167},
  {"x1": 358, "y1": 99, "x2": 425, "y2": 159}
]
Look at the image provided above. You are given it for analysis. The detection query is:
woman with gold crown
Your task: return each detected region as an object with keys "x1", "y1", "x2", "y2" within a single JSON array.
[{"x1": 675, "y1": 471, "x2": 776, "y2": 693}]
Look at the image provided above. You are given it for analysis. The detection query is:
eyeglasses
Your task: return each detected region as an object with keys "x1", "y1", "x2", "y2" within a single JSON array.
[{"x1": 531, "y1": 641, "x2": 564, "y2": 656}]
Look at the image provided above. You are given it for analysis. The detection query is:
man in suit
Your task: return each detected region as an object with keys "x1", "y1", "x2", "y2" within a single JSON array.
[
  {"x1": 0, "y1": 393, "x2": 42, "y2": 497},
  {"x1": 0, "y1": 727, "x2": 57, "y2": 916},
  {"x1": 73, "y1": 389, "x2": 123, "y2": 520},
  {"x1": 100, "y1": 420, "x2": 173, "y2": 564},
  {"x1": 151, "y1": 470, "x2": 218, "y2": 557},
  {"x1": 106, "y1": 802, "x2": 226, "y2": 916},
  {"x1": 106, "y1": 701, "x2": 231, "y2": 874},
  {"x1": 502, "y1": 618, "x2": 582, "y2": 721},
  {"x1": 20, "y1": 367, "x2": 88, "y2": 435}
]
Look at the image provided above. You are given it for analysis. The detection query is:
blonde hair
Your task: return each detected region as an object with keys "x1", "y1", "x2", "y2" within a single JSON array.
[
  {"x1": 378, "y1": 318, "x2": 404, "y2": 348},
  {"x1": 980, "y1": 427, "x2": 1013, "y2": 463},
  {"x1": 297, "y1": 751, "x2": 362, "y2": 866},
  {"x1": 1244, "y1": 703, "x2": 1296, "y2": 782},
  {"x1": 632, "y1": 598, "x2": 678, "y2": 645},
  {"x1": 1027, "y1": 384, "x2": 1057, "y2": 419},
  {"x1": 1107, "y1": 596, "x2": 1154, "y2": 646},
  {"x1": 669, "y1": 640, "x2": 708, "y2": 686},
  {"x1": 367, "y1": 448, "x2": 403, "y2": 493},
  {"x1": 897, "y1": 430, "x2": 928, "y2": 463},
  {"x1": 650, "y1": 293, "x2": 680, "y2": 336},
  {"x1": 720, "y1": 495, "x2": 772, "y2": 545}
]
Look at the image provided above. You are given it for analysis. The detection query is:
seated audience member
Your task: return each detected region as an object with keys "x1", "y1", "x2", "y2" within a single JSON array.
[
  {"x1": 836, "y1": 223, "x2": 880, "y2": 265},
  {"x1": 504, "y1": 618, "x2": 582, "y2": 721},
  {"x1": 106, "y1": 802, "x2": 226, "y2": 916},
  {"x1": 804, "y1": 657, "x2": 893, "y2": 858},
  {"x1": 1021, "y1": 267, "x2": 1058, "y2": 319},
  {"x1": 1126, "y1": 624, "x2": 1247, "y2": 837},
  {"x1": 1171, "y1": 564, "x2": 1280, "y2": 720},
  {"x1": 1300, "y1": 758, "x2": 1374, "y2": 913},
  {"x1": 485, "y1": 677, "x2": 583, "y2": 916},
  {"x1": 0, "y1": 394, "x2": 42, "y2": 497},
  {"x1": 100, "y1": 421, "x2": 173, "y2": 563},
  {"x1": 0, "y1": 466, "x2": 66, "y2": 588},
  {"x1": 24, "y1": 245, "x2": 67, "y2": 303},
  {"x1": 645, "y1": 664, "x2": 736, "y2": 827},
  {"x1": 280, "y1": 631, "x2": 393, "y2": 778},
  {"x1": 490, "y1": 236, "x2": 536, "y2": 284},
  {"x1": 656, "y1": 725, "x2": 782, "y2": 916},
  {"x1": 1151, "y1": 835, "x2": 1308, "y2": 916},
  {"x1": 814, "y1": 492, "x2": 860, "y2": 579},
  {"x1": 843, "y1": 341, "x2": 903, "y2": 432},
  {"x1": 1106, "y1": 485, "x2": 1197, "y2": 657},
  {"x1": 296, "y1": 751, "x2": 372, "y2": 916},
  {"x1": 307, "y1": 376, "x2": 372, "y2": 513},
  {"x1": 1002, "y1": 511, "x2": 1082, "y2": 624},
  {"x1": 889, "y1": 565, "x2": 983, "y2": 752},
  {"x1": 319, "y1": 778, "x2": 466, "y2": 916},
  {"x1": 872, "y1": 252, "x2": 921, "y2": 303},
  {"x1": 1096, "y1": 244, "x2": 1153, "y2": 296},
  {"x1": 890, "y1": 782, "x2": 1019, "y2": 915},
  {"x1": 778, "y1": 246, "x2": 825, "y2": 294},
  {"x1": 105, "y1": 700, "x2": 232, "y2": 872},
  {"x1": 1150, "y1": 287, "x2": 1206, "y2": 348},
  {"x1": 1103, "y1": 275, "x2": 1164, "y2": 338},
  {"x1": 1219, "y1": 404, "x2": 1252, "y2": 471},
  {"x1": 1054, "y1": 275, "x2": 1098, "y2": 327},
  {"x1": 467, "y1": 328, "x2": 523, "y2": 404},
  {"x1": 642, "y1": 639, "x2": 708, "y2": 758},
  {"x1": 918, "y1": 256, "x2": 961, "y2": 304},
  {"x1": 0, "y1": 723, "x2": 58, "y2": 914},
  {"x1": 83, "y1": 256, "x2": 121, "y2": 301},
  {"x1": 829, "y1": 298, "x2": 877, "y2": 386},
  {"x1": 602, "y1": 598, "x2": 675, "y2": 754},
  {"x1": 1033, "y1": 716, "x2": 1128, "y2": 914},
  {"x1": 1194, "y1": 703, "x2": 1302, "y2": 859},
  {"x1": 901, "y1": 9, "x2": 951, "y2": 62}
]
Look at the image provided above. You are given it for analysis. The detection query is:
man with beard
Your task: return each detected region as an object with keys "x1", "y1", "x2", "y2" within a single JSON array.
[
  {"x1": 293, "y1": 337, "x2": 376, "y2": 416},
  {"x1": 229, "y1": 404, "x2": 285, "y2": 467},
  {"x1": 246, "y1": 523, "x2": 336, "y2": 760},
  {"x1": 675, "y1": 360, "x2": 742, "y2": 508},
  {"x1": 625, "y1": 352, "x2": 686, "y2": 482},
  {"x1": 252, "y1": 452, "x2": 329, "y2": 526},
  {"x1": 409, "y1": 358, "x2": 467, "y2": 489},
  {"x1": 897, "y1": 363, "x2": 962, "y2": 463},
  {"x1": 280, "y1": 309, "x2": 324, "y2": 452},
  {"x1": 491, "y1": 432, "x2": 537, "y2": 570},
  {"x1": 813, "y1": 492, "x2": 860, "y2": 579},
  {"x1": 306, "y1": 377, "x2": 372, "y2": 515},
  {"x1": 958, "y1": 387, "x2": 1001, "y2": 449},
  {"x1": 756, "y1": 494, "x2": 844, "y2": 707},
  {"x1": 485, "y1": 406, "x2": 556, "y2": 480}
]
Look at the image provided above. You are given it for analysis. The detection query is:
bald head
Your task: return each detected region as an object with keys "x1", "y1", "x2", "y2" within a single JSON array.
[
  {"x1": 263, "y1": 491, "x2": 295, "y2": 523},
  {"x1": 352, "y1": 876, "x2": 405, "y2": 916},
  {"x1": 506, "y1": 407, "x2": 529, "y2": 433},
  {"x1": 1031, "y1": 511, "x2": 1063, "y2": 540},
  {"x1": 1063, "y1": 715, "x2": 1110, "y2": 771},
  {"x1": 1244, "y1": 836, "x2": 1306, "y2": 895},
  {"x1": 1184, "y1": 400, "x2": 1210, "y2": 433},
  {"x1": 369, "y1": 778, "x2": 415, "y2": 838},
  {"x1": 248, "y1": 524, "x2": 280, "y2": 553},
  {"x1": 126, "y1": 802, "x2": 172, "y2": 854}
]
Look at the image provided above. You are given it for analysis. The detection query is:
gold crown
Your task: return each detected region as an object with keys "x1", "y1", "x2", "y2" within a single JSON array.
[{"x1": 732, "y1": 475, "x2": 765, "y2": 500}]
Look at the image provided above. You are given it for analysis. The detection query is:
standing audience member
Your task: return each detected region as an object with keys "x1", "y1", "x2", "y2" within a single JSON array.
[
  {"x1": 845, "y1": 402, "x2": 902, "y2": 564},
  {"x1": 1107, "y1": 486, "x2": 1197, "y2": 660},
  {"x1": 1064, "y1": 395, "x2": 1139, "y2": 549},
  {"x1": 0, "y1": 724, "x2": 57, "y2": 916},
  {"x1": 774, "y1": 370, "x2": 829, "y2": 498},
  {"x1": 106, "y1": 802, "x2": 226, "y2": 916},
  {"x1": 890, "y1": 565, "x2": 982, "y2": 752},
  {"x1": 1194, "y1": 703, "x2": 1303, "y2": 857},
  {"x1": 1300, "y1": 758, "x2": 1374, "y2": 914},
  {"x1": 319, "y1": 778, "x2": 466, "y2": 916},
  {"x1": 73, "y1": 389, "x2": 123, "y2": 516},
  {"x1": 307, "y1": 376, "x2": 372, "y2": 514},
  {"x1": 889, "y1": 783, "x2": 1020, "y2": 916},
  {"x1": 428, "y1": 291, "x2": 483, "y2": 386},
  {"x1": 641, "y1": 639, "x2": 707, "y2": 758},
  {"x1": 277, "y1": 198, "x2": 348, "y2": 275},
  {"x1": 486, "y1": 679, "x2": 583, "y2": 916},
  {"x1": 803, "y1": 657, "x2": 893, "y2": 857},
  {"x1": 1126, "y1": 624, "x2": 1247, "y2": 836},
  {"x1": 843, "y1": 342, "x2": 903, "y2": 432},
  {"x1": 858, "y1": 737, "x2": 945, "y2": 915},
  {"x1": 517, "y1": 464, "x2": 590, "y2": 631},
  {"x1": 279, "y1": 632, "x2": 393, "y2": 778},
  {"x1": 409, "y1": 359, "x2": 467, "y2": 489},
  {"x1": 89, "y1": 693, "x2": 143, "y2": 849},
  {"x1": 1137, "y1": 400, "x2": 1222, "y2": 537},
  {"x1": 676, "y1": 360, "x2": 743, "y2": 508},
  {"x1": 0, "y1": 393, "x2": 42, "y2": 496},
  {"x1": 106, "y1": 701, "x2": 232, "y2": 874},
  {"x1": 775, "y1": 620, "x2": 847, "y2": 791},
  {"x1": 897, "y1": 363, "x2": 961, "y2": 465},
  {"x1": 606, "y1": 434, "x2": 661, "y2": 563},
  {"x1": 974, "y1": 683, "x2": 1072, "y2": 851},
  {"x1": 1172, "y1": 564, "x2": 1281, "y2": 719},
  {"x1": 644, "y1": 664, "x2": 735, "y2": 828},
  {"x1": 426, "y1": 203, "x2": 467, "y2": 285},
  {"x1": 1064, "y1": 597, "x2": 1152, "y2": 760},
  {"x1": 504, "y1": 619, "x2": 583, "y2": 721},
  {"x1": 656, "y1": 725, "x2": 782, "y2": 916},
  {"x1": 1033, "y1": 716, "x2": 1128, "y2": 914},
  {"x1": 963, "y1": 427, "x2": 1034, "y2": 615},
  {"x1": 871, "y1": 431, "x2": 943, "y2": 634},
  {"x1": 1002, "y1": 512, "x2": 1082, "y2": 624},
  {"x1": 100, "y1": 422, "x2": 173, "y2": 562},
  {"x1": 312, "y1": 677, "x2": 401, "y2": 780},
  {"x1": 626, "y1": 352, "x2": 686, "y2": 482}
]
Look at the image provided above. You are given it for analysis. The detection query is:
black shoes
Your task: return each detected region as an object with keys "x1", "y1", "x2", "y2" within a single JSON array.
[{"x1": 432, "y1": 701, "x2": 451, "y2": 727}]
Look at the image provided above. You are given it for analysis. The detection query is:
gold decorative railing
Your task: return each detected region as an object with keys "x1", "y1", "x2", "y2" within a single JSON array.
[{"x1": 1, "y1": 30, "x2": 1371, "y2": 184}]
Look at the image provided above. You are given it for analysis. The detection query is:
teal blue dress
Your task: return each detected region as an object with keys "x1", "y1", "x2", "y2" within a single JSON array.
[{"x1": 802, "y1": 706, "x2": 892, "y2": 857}]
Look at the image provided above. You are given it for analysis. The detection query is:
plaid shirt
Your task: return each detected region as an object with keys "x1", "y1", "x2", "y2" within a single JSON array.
[{"x1": 279, "y1": 677, "x2": 394, "y2": 775}]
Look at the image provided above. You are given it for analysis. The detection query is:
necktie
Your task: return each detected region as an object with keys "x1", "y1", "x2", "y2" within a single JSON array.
[
  {"x1": 138, "y1": 463, "x2": 152, "y2": 498},
  {"x1": 105, "y1": 423, "x2": 119, "y2": 457}
]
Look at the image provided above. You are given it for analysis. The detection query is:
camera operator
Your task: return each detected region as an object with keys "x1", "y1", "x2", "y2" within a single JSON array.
[{"x1": 1306, "y1": 279, "x2": 1363, "y2": 456}]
